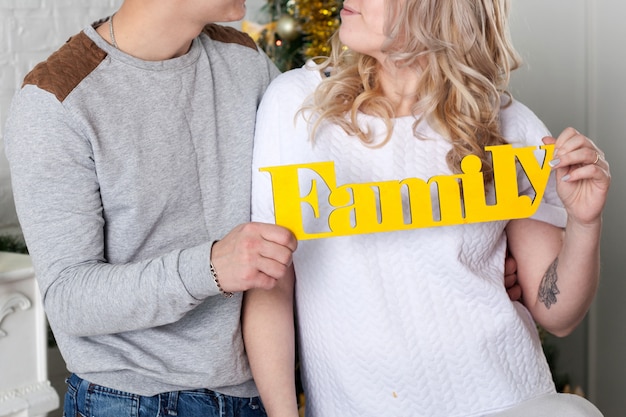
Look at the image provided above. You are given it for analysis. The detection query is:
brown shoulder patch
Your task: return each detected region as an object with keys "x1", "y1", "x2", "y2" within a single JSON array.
[
  {"x1": 202, "y1": 23, "x2": 257, "y2": 51},
  {"x1": 23, "y1": 31, "x2": 107, "y2": 102}
]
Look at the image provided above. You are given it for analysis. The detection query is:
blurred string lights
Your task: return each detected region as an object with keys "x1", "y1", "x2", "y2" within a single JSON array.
[{"x1": 242, "y1": 0, "x2": 343, "y2": 72}]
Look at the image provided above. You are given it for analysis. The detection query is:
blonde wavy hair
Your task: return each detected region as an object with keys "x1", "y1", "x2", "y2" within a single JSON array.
[{"x1": 302, "y1": 0, "x2": 522, "y2": 179}]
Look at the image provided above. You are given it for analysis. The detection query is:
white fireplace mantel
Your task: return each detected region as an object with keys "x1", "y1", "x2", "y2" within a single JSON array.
[{"x1": 0, "y1": 252, "x2": 59, "y2": 417}]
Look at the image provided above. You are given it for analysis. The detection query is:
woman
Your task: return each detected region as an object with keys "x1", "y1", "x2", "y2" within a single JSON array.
[{"x1": 243, "y1": 0, "x2": 610, "y2": 416}]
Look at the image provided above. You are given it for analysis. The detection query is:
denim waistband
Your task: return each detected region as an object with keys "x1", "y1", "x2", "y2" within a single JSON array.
[{"x1": 66, "y1": 373, "x2": 265, "y2": 416}]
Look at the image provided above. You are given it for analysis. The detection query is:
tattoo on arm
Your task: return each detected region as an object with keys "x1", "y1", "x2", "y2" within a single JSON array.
[{"x1": 538, "y1": 258, "x2": 560, "y2": 309}]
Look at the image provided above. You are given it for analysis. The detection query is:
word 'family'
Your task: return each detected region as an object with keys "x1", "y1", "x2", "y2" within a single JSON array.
[{"x1": 260, "y1": 144, "x2": 554, "y2": 240}]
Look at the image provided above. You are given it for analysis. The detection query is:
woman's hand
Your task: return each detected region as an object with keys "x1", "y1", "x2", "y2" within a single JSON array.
[{"x1": 544, "y1": 127, "x2": 611, "y2": 226}]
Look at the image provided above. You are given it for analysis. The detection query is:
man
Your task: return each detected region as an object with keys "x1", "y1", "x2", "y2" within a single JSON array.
[{"x1": 5, "y1": 1, "x2": 295, "y2": 416}]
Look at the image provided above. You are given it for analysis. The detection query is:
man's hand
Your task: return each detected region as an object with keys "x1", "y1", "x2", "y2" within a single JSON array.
[
  {"x1": 505, "y1": 254, "x2": 522, "y2": 302},
  {"x1": 210, "y1": 222, "x2": 297, "y2": 293}
]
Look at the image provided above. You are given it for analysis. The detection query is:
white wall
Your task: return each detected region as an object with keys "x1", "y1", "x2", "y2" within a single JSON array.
[
  {"x1": 1, "y1": 0, "x2": 624, "y2": 415},
  {"x1": 588, "y1": 1, "x2": 626, "y2": 415}
]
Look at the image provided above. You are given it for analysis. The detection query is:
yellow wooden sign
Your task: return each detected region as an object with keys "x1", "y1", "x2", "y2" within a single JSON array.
[{"x1": 260, "y1": 144, "x2": 554, "y2": 240}]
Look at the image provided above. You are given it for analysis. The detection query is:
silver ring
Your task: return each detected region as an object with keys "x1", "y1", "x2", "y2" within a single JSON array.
[{"x1": 593, "y1": 152, "x2": 600, "y2": 165}]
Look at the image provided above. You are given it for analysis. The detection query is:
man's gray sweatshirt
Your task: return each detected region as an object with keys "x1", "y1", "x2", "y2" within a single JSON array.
[{"x1": 4, "y1": 21, "x2": 280, "y2": 397}]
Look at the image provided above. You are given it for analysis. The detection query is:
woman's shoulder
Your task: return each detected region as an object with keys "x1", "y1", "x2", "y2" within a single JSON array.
[
  {"x1": 260, "y1": 64, "x2": 323, "y2": 111},
  {"x1": 269, "y1": 63, "x2": 322, "y2": 90},
  {"x1": 499, "y1": 96, "x2": 551, "y2": 146}
]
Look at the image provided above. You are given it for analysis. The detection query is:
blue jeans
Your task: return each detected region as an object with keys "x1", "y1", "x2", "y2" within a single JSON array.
[{"x1": 64, "y1": 374, "x2": 267, "y2": 417}]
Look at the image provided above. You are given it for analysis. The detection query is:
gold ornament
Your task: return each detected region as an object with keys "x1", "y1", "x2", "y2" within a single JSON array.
[{"x1": 276, "y1": 14, "x2": 300, "y2": 41}]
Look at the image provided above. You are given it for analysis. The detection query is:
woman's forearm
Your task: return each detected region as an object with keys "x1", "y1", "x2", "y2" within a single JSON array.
[
  {"x1": 242, "y1": 266, "x2": 299, "y2": 417},
  {"x1": 507, "y1": 217, "x2": 601, "y2": 337},
  {"x1": 537, "y1": 218, "x2": 601, "y2": 336}
]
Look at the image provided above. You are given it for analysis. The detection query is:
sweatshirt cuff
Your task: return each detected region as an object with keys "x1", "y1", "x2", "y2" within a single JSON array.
[{"x1": 178, "y1": 241, "x2": 221, "y2": 299}]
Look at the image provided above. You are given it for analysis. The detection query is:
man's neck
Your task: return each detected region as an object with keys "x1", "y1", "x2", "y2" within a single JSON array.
[{"x1": 96, "y1": 2, "x2": 201, "y2": 61}]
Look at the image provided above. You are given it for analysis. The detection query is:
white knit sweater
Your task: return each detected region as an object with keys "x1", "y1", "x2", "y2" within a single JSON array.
[{"x1": 251, "y1": 66, "x2": 566, "y2": 417}]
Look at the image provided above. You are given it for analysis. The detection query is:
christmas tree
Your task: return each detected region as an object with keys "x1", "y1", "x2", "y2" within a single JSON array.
[{"x1": 243, "y1": 0, "x2": 343, "y2": 72}]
